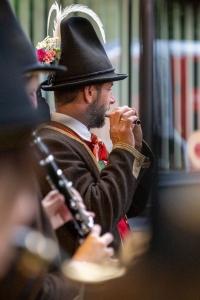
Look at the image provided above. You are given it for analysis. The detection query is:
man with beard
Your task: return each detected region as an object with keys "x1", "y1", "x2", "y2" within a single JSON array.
[
  {"x1": 37, "y1": 5, "x2": 155, "y2": 258},
  {"x1": 0, "y1": 1, "x2": 118, "y2": 299}
]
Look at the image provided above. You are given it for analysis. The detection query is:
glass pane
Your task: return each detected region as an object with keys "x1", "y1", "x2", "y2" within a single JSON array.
[
  {"x1": 131, "y1": 0, "x2": 140, "y2": 113},
  {"x1": 155, "y1": 0, "x2": 200, "y2": 172}
]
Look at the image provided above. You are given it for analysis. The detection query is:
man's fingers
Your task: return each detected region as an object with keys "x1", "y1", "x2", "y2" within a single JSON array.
[
  {"x1": 43, "y1": 190, "x2": 65, "y2": 203},
  {"x1": 100, "y1": 232, "x2": 114, "y2": 245},
  {"x1": 131, "y1": 107, "x2": 138, "y2": 116},
  {"x1": 109, "y1": 106, "x2": 131, "y2": 124},
  {"x1": 90, "y1": 224, "x2": 102, "y2": 236},
  {"x1": 85, "y1": 211, "x2": 95, "y2": 218},
  {"x1": 42, "y1": 191, "x2": 65, "y2": 215},
  {"x1": 123, "y1": 115, "x2": 139, "y2": 127},
  {"x1": 46, "y1": 190, "x2": 61, "y2": 199},
  {"x1": 105, "y1": 247, "x2": 114, "y2": 258},
  {"x1": 60, "y1": 204, "x2": 73, "y2": 221}
]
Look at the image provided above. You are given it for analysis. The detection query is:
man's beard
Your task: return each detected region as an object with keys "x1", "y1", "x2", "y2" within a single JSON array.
[{"x1": 86, "y1": 91, "x2": 107, "y2": 129}]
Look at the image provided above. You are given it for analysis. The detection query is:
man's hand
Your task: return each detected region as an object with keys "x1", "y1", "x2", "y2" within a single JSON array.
[
  {"x1": 131, "y1": 107, "x2": 143, "y2": 152},
  {"x1": 42, "y1": 190, "x2": 95, "y2": 230},
  {"x1": 72, "y1": 224, "x2": 114, "y2": 263},
  {"x1": 42, "y1": 190, "x2": 72, "y2": 230},
  {"x1": 109, "y1": 106, "x2": 142, "y2": 151}
]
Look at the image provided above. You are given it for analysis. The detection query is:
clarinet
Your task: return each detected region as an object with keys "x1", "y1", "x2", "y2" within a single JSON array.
[{"x1": 31, "y1": 131, "x2": 94, "y2": 238}]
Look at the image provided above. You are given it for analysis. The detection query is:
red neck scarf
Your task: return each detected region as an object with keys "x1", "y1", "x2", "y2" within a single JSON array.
[{"x1": 84, "y1": 133, "x2": 109, "y2": 162}]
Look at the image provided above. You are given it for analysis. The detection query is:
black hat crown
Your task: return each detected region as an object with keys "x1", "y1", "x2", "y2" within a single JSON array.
[
  {"x1": 41, "y1": 14, "x2": 128, "y2": 90},
  {"x1": 0, "y1": 0, "x2": 53, "y2": 150},
  {"x1": 0, "y1": 55, "x2": 41, "y2": 150}
]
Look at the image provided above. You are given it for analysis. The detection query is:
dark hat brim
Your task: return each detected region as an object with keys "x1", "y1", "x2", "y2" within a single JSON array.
[
  {"x1": 41, "y1": 73, "x2": 128, "y2": 91},
  {"x1": 22, "y1": 64, "x2": 67, "y2": 76}
]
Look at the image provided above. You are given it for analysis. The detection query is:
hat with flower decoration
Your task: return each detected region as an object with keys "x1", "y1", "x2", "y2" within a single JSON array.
[
  {"x1": 38, "y1": 2, "x2": 128, "y2": 91},
  {"x1": 0, "y1": 0, "x2": 56, "y2": 147},
  {"x1": 0, "y1": 0, "x2": 66, "y2": 77}
]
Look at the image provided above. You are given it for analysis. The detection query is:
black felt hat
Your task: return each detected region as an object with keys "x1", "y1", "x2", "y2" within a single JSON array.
[
  {"x1": 41, "y1": 16, "x2": 128, "y2": 91},
  {"x1": 0, "y1": 0, "x2": 54, "y2": 150},
  {"x1": 0, "y1": 0, "x2": 66, "y2": 76}
]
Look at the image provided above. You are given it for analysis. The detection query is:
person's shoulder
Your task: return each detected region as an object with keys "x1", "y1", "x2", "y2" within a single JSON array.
[
  {"x1": 36, "y1": 124, "x2": 65, "y2": 138},
  {"x1": 37, "y1": 125, "x2": 88, "y2": 151}
]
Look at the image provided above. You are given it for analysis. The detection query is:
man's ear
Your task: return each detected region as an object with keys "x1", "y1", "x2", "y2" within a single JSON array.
[{"x1": 83, "y1": 85, "x2": 97, "y2": 104}]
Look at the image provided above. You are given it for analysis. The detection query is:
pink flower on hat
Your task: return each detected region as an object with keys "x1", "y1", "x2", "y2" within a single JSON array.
[
  {"x1": 36, "y1": 36, "x2": 61, "y2": 65},
  {"x1": 44, "y1": 50, "x2": 56, "y2": 64},
  {"x1": 36, "y1": 49, "x2": 46, "y2": 62}
]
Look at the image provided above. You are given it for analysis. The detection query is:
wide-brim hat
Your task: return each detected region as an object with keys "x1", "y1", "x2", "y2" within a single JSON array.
[
  {"x1": 0, "y1": 0, "x2": 66, "y2": 77},
  {"x1": 41, "y1": 16, "x2": 128, "y2": 91},
  {"x1": 0, "y1": 0, "x2": 54, "y2": 149},
  {"x1": 22, "y1": 64, "x2": 66, "y2": 77}
]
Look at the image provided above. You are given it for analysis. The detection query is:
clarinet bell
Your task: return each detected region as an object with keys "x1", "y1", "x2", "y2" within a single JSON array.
[{"x1": 61, "y1": 259, "x2": 126, "y2": 283}]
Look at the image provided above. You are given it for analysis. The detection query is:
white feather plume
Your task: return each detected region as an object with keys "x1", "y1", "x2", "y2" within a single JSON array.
[
  {"x1": 47, "y1": 2, "x2": 62, "y2": 40},
  {"x1": 47, "y1": 1, "x2": 106, "y2": 44}
]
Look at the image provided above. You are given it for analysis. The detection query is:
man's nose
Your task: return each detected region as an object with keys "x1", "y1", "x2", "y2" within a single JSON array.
[{"x1": 110, "y1": 92, "x2": 116, "y2": 104}]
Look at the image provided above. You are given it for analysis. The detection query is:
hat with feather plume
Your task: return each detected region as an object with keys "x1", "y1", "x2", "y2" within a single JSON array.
[{"x1": 39, "y1": 2, "x2": 128, "y2": 91}]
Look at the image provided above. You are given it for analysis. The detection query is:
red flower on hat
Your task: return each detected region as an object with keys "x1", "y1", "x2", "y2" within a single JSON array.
[
  {"x1": 36, "y1": 49, "x2": 57, "y2": 64},
  {"x1": 36, "y1": 49, "x2": 46, "y2": 62}
]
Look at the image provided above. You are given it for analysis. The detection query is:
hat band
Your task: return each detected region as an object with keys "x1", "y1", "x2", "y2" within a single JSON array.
[{"x1": 52, "y1": 67, "x2": 115, "y2": 84}]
